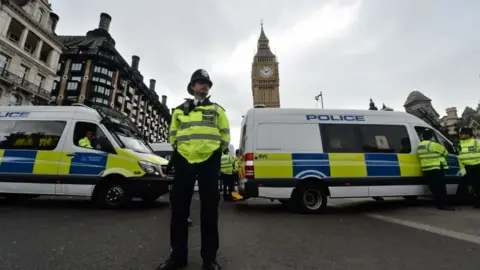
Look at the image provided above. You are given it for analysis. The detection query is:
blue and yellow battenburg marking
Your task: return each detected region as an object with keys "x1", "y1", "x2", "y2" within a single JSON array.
[
  {"x1": 253, "y1": 152, "x2": 464, "y2": 179},
  {"x1": 0, "y1": 149, "x2": 118, "y2": 175}
]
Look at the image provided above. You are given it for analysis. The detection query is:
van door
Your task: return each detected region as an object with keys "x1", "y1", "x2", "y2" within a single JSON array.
[{"x1": 57, "y1": 121, "x2": 115, "y2": 197}]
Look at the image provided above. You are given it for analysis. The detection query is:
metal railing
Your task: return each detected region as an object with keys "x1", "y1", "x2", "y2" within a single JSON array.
[{"x1": 0, "y1": 67, "x2": 50, "y2": 100}]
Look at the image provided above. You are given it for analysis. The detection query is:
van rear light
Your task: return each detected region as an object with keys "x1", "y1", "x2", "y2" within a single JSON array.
[{"x1": 244, "y1": 153, "x2": 254, "y2": 179}]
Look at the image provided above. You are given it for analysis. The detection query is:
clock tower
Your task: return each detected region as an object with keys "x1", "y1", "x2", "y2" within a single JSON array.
[{"x1": 251, "y1": 22, "x2": 280, "y2": 108}]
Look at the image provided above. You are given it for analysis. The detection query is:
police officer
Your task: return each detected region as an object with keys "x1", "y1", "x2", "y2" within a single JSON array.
[
  {"x1": 458, "y1": 127, "x2": 480, "y2": 208},
  {"x1": 220, "y1": 149, "x2": 235, "y2": 201},
  {"x1": 416, "y1": 129, "x2": 454, "y2": 211},
  {"x1": 157, "y1": 69, "x2": 229, "y2": 270},
  {"x1": 79, "y1": 131, "x2": 95, "y2": 148}
]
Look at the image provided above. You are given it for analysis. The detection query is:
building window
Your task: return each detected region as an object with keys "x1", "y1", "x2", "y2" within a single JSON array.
[
  {"x1": 19, "y1": 64, "x2": 30, "y2": 80},
  {"x1": 66, "y1": 82, "x2": 79, "y2": 90},
  {"x1": 9, "y1": 94, "x2": 22, "y2": 106},
  {"x1": 71, "y1": 76, "x2": 82, "y2": 82},
  {"x1": 93, "y1": 65, "x2": 114, "y2": 78},
  {"x1": 91, "y1": 76, "x2": 112, "y2": 86},
  {"x1": 52, "y1": 81, "x2": 58, "y2": 91},
  {"x1": 89, "y1": 96, "x2": 109, "y2": 106},
  {"x1": 71, "y1": 63, "x2": 83, "y2": 71},
  {"x1": 92, "y1": 85, "x2": 111, "y2": 96},
  {"x1": 36, "y1": 74, "x2": 46, "y2": 88},
  {"x1": 36, "y1": 8, "x2": 45, "y2": 23},
  {"x1": 57, "y1": 62, "x2": 63, "y2": 72},
  {"x1": 0, "y1": 53, "x2": 11, "y2": 71}
]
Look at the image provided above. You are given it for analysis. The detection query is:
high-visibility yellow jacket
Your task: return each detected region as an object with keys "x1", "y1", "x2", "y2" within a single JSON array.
[
  {"x1": 220, "y1": 154, "x2": 235, "y2": 174},
  {"x1": 459, "y1": 138, "x2": 480, "y2": 166},
  {"x1": 416, "y1": 140, "x2": 449, "y2": 171},
  {"x1": 169, "y1": 98, "x2": 230, "y2": 163},
  {"x1": 78, "y1": 137, "x2": 93, "y2": 148}
]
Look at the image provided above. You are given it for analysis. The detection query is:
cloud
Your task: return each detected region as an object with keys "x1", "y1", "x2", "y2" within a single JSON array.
[{"x1": 51, "y1": 0, "x2": 480, "y2": 148}]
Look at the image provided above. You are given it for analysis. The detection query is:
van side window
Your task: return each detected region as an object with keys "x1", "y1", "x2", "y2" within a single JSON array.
[
  {"x1": 73, "y1": 122, "x2": 113, "y2": 152},
  {"x1": 359, "y1": 125, "x2": 411, "y2": 153},
  {"x1": 0, "y1": 120, "x2": 66, "y2": 150},
  {"x1": 320, "y1": 124, "x2": 362, "y2": 153},
  {"x1": 239, "y1": 121, "x2": 246, "y2": 155},
  {"x1": 320, "y1": 124, "x2": 411, "y2": 153},
  {"x1": 414, "y1": 126, "x2": 456, "y2": 154},
  {"x1": 257, "y1": 123, "x2": 322, "y2": 152}
]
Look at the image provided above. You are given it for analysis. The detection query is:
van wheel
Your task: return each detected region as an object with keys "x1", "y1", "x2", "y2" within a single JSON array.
[
  {"x1": 291, "y1": 182, "x2": 327, "y2": 214},
  {"x1": 96, "y1": 182, "x2": 131, "y2": 209}
]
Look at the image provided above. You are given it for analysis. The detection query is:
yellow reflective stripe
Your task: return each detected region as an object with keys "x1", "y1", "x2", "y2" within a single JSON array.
[
  {"x1": 179, "y1": 121, "x2": 217, "y2": 130},
  {"x1": 221, "y1": 128, "x2": 229, "y2": 133},
  {"x1": 170, "y1": 130, "x2": 177, "y2": 136},
  {"x1": 177, "y1": 134, "x2": 222, "y2": 142}
]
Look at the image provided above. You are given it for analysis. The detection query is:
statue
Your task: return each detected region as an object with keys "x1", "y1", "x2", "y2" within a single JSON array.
[{"x1": 369, "y1": 98, "x2": 378, "y2": 110}]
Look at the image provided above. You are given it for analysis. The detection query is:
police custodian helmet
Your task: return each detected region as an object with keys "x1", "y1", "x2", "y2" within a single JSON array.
[
  {"x1": 458, "y1": 126, "x2": 473, "y2": 135},
  {"x1": 187, "y1": 69, "x2": 213, "y2": 95},
  {"x1": 422, "y1": 128, "x2": 434, "y2": 140}
]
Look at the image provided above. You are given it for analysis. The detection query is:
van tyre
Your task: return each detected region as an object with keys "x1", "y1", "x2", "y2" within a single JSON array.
[
  {"x1": 291, "y1": 182, "x2": 328, "y2": 214},
  {"x1": 95, "y1": 182, "x2": 132, "y2": 209}
]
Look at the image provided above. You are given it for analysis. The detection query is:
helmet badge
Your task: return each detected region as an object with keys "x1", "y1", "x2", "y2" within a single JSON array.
[{"x1": 200, "y1": 69, "x2": 209, "y2": 78}]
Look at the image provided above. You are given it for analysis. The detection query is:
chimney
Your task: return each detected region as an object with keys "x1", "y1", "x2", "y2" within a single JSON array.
[
  {"x1": 161, "y1": 95, "x2": 167, "y2": 105},
  {"x1": 49, "y1": 12, "x2": 59, "y2": 33},
  {"x1": 132, "y1": 55, "x2": 140, "y2": 70},
  {"x1": 149, "y1": 79, "x2": 156, "y2": 91},
  {"x1": 99, "y1": 13, "x2": 112, "y2": 32}
]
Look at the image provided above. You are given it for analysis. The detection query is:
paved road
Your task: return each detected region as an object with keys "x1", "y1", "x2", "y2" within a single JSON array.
[{"x1": 1, "y1": 196, "x2": 480, "y2": 270}]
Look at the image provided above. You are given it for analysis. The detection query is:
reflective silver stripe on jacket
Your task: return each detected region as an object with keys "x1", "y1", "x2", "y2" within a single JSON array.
[
  {"x1": 179, "y1": 121, "x2": 217, "y2": 130},
  {"x1": 177, "y1": 134, "x2": 222, "y2": 142}
]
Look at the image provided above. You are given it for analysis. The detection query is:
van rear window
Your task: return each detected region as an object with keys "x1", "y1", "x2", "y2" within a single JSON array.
[{"x1": 0, "y1": 120, "x2": 66, "y2": 151}]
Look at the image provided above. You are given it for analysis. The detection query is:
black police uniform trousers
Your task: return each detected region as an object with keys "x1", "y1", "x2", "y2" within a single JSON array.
[
  {"x1": 465, "y1": 165, "x2": 480, "y2": 207},
  {"x1": 169, "y1": 150, "x2": 221, "y2": 264},
  {"x1": 220, "y1": 172, "x2": 234, "y2": 195},
  {"x1": 423, "y1": 169, "x2": 449, "y2": 208}
]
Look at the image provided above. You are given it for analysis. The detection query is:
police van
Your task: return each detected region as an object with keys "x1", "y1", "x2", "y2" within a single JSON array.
[
  {"x1": 237, "y1": 108, "x2": 465, "y2": 213},
  {"x1": 0, "y1": 104, "x2": 171, "y2": 208},
  {"x1": 150, "y1": 142, "x2": 174, "y2": 160}
]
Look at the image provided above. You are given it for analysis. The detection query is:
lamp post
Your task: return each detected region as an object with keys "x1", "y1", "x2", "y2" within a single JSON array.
[{"x1": 315, "y1": 92, "x2": 324, "y2": 109}]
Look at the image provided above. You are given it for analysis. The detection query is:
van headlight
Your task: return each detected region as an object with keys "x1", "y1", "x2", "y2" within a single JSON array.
[{"x1": 138, "y1": 161, "x2": 162, "y2": 176}]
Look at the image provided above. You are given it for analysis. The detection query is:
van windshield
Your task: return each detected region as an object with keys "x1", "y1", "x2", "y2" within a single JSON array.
[
  {"x1": 108, "y1": 124, "x2": 152, "y2": 154},
  {"x1": 116, "y1": 133, "x2": 151, "y2": 153}
]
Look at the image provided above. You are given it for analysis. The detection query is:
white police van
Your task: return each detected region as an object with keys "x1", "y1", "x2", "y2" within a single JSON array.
[
  {"x1": 237, "y1": 108, "x2": 464, "y2": 213},
  {"x1": 0, "y1": 104, "x2": 171, "y2": 208}
]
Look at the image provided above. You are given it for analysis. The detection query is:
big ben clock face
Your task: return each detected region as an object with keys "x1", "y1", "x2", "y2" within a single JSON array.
[{"x1": 259, "y1": 66, "x2": 273, "y2": 78}]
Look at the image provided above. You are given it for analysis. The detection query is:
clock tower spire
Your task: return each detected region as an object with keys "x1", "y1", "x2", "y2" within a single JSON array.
[{"x1": 251, "y1": 21, "x2": 280, "y2": 108}]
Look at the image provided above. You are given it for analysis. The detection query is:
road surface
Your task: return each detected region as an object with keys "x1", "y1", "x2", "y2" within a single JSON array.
[{"x1": 0, "y1": 196, "x2": 479, "y2": 270}]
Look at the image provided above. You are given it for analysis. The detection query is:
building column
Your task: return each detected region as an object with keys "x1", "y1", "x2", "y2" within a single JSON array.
[
  {"x1": 78, "y1": 60, "x2": 92, "y2": 104},
  {"x1": 19, "y1": 28, "x2": 29, "y2": 49},
  {"x1": 1, "y1": 15, "x2": 12, "y2": 37},
  {"x1": 34, "y1": 40, "x2": 43, "y2": 59},
  {"x1": 46, "y1": 50, "x2": 55, "y2": 68},
  {"x1": 57, "y1": 59, "x2": 72, "y2": 105}
]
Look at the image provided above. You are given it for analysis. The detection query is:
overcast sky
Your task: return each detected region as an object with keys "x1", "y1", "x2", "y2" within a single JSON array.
[{"x1": 51, "y1": 0, "x2": 480, "y2": 148}]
